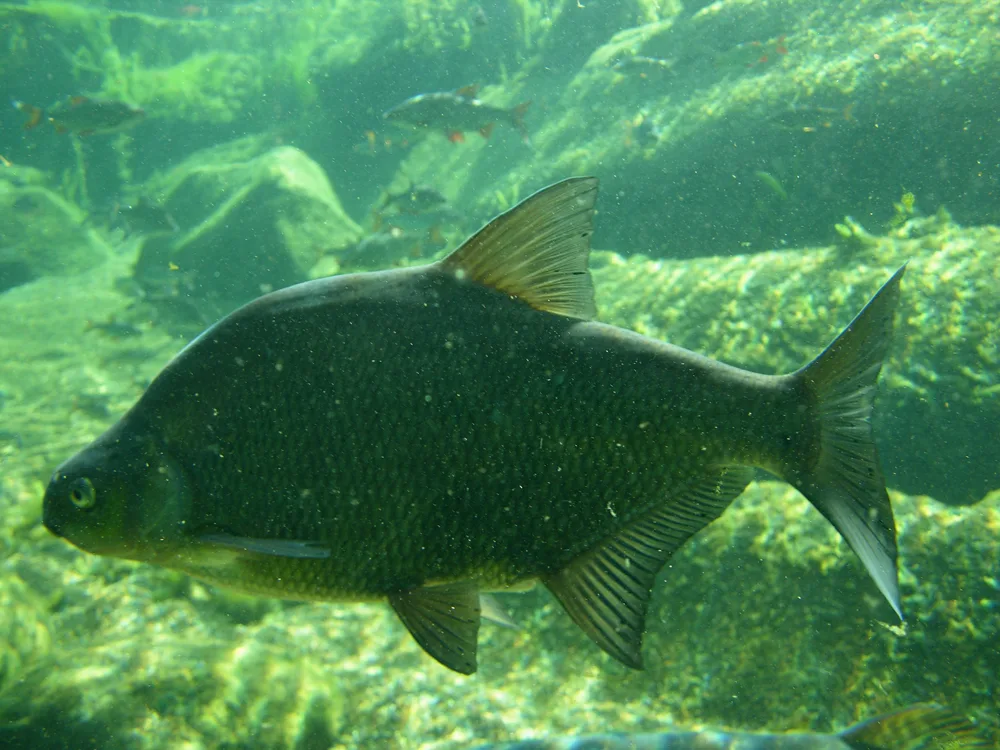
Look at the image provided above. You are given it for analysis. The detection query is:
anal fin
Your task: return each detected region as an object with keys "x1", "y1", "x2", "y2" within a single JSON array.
[
  {"x1": 389, "y1": 582, "x2": 481, "y2": 675},
  {"x1": 839, "y1": 704, "x2": 989, "y2": 750},
  {"x1": 543, "y1": 466, "x2": 753, "y2": 669}
]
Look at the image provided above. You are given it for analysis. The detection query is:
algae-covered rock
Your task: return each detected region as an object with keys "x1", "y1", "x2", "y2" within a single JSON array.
[
  {"x1": 123, "y1": 51, "x2": 263, "y2": 124},
  {"x1": 134, "y1": 144, "x2": 363, "y2": 323},
  {"x1": 0, "y1": 175, "x2": 113, "y2": 294},
  {"x1": 399, "y1": 0, "x2": 1000, "y2": 258}
]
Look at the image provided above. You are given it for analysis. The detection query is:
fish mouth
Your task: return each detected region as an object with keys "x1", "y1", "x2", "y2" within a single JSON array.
[
  {"x1": 41, "y1": 501, "x2": 64, "y2": 537},
  {"x1": 41, "y1": 479, "x2": 66, "y2": 537}
]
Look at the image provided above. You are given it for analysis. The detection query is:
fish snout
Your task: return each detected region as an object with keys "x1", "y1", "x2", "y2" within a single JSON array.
[{"x1": 41, "y1": 473, "x2": 69, "y2": 538}]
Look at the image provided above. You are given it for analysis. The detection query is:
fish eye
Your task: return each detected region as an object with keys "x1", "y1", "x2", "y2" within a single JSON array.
[{"x1": 68, "y1": 477, "x2": 97, "y2": 510}]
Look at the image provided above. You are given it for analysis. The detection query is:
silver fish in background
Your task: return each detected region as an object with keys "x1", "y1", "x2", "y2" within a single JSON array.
[
  {"x1": 467, "y1": 704, "x2": 989, "y2": 750},
  {"x1": 43, "y1": 177, "x2": 904, "y2": 675},
  {"x1": 13, "y1": 96, "x2": 145, "y2": 136},
  {"x1": 383, "y1": 85, "x2": 531, "y2": 143}
]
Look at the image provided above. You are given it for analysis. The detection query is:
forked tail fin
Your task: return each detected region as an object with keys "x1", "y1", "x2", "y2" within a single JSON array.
[
  {"x1": 12, "y1": 100, "x2": 44, "y2": 129},
  {"x1": 789, "y1": 265, "x2": 906, "y2": 619}
]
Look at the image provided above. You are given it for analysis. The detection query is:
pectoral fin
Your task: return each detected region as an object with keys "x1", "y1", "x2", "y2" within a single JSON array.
[
  {"x1": 198, "y1": 533, "x2": 330, "y2": 559},
  {"x1": 389, "y1": 582, "x2": 481, "y2": 675},
  {"x1": 543, "y1": 466, "x2": 753, "y2": 669}
]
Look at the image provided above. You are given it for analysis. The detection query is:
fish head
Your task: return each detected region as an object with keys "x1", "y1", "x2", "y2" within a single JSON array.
[{"x1": 42, "y1": 419, "x2": 191, "y2": 563}]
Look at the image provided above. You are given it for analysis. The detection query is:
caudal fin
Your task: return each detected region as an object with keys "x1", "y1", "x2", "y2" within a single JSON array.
[
  {"x1": 12, "y1": 100, "x2": 44, "y2": 129},
  {"x1": 510, "y1": 100, "x2": 531, "y2": 144},
  {"x1": 790, "y1": 265, "x2": 906, "y2": 619}
]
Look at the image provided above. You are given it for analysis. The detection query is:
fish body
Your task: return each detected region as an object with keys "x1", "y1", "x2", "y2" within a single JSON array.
[
  {"x1": 612, "y1": 56, "x2": 676, "y2": 77},
  {"x1": 383, "y1": 86, "x2": 530, "y2": 143},
  {"x1": 468, "y1": 705, "x2": 988, "y2": 750},
  {"x1": 376, "y1": 181, "x2": 448, "y2": 217},
  {"x1": 14, "y1": 96, "x2": 145, "y2": 136},
  {"x1": 43, "y1": 177, "x2": 904, "y2": 675},
  {"x1": 111, "y1": 196, "x2": 180, "y2": 236},
  {"x1": 84, "y1": 317, "x2": 144, "y2": 339}
]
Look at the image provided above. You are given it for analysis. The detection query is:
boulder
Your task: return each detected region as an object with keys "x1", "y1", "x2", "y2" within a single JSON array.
[{"x1": 134, "y1": 144, "x2": 363, "y2": 325}]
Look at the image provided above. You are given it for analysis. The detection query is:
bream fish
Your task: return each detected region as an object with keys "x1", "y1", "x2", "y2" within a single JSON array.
[
  {"x1": 383, "y1": 85, "x2": 531, "y2": 143},
  {"x1": 468, "y1": 704, "x2": 987, "y2": 750},
  {"x1": 14, "y1": 96, "x2": 145, "y2": 136},
  {"x1": 43, "y1": 177, "x2": 904, "y2": 674}
]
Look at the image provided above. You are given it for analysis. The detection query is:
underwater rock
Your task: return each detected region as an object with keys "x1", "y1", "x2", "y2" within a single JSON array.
[
  {"x1": 403, "y1": 0, "x2": 1000, "y2": 259},
  {"x1": 0, "y1": 177, "x2": 112, "y2": 294},
  {"x1": 134, "y1": 144, "x2": 363, "y2": 324}
]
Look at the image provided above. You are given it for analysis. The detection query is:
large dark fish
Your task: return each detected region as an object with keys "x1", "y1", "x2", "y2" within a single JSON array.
[
  {"x1": 383, "y1": 85, "x2": 530, "y2": 143},
  {"x1": 13, "y1": 96, "x2": 145, "y2": 136},
  {"x1": 467, "y1": 704, "x2": 988, "y2": 750},
  {"x1": 42, "y1": 177, "x2": 905, "y2": 675}
]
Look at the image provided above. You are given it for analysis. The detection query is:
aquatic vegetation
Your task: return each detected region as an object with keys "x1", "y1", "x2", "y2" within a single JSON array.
[
  {"x1": 887, "y1": 190, "x2": 918, "y2": 230},
  {"x1": 124, "y1": 51, "x2": 261, "y2": 123},
  {"x1": 401, "y1": 0, "x2": 476, "y2": 53}
]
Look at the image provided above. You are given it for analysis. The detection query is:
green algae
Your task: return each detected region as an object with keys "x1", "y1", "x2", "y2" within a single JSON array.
[{"x1": 127, "y1": 51, "x2": 261, "y2": 123}]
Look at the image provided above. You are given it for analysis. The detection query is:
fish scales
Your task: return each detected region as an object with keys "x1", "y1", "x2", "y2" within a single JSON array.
[
  {"x1": 43, "y1": 176, "x2": 905, "y2": 673},
  {"x1": 141, "y1": 267, "x2": 797, "y2": 595}
]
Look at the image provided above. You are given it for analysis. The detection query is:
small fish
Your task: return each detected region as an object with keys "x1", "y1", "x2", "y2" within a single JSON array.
[
  {"x1": 353, "y1": 129, "x2": 412, "y2": 156},
  {"x1": 470, "y1": 4, "x2": 489, "y2": 28},
  {"x1": 383, "y1": 85, "x2": 531, "y2": 143},
  {"x1": 111, "y1": 196, "x2": 180, "y2": 236},
  {"x1": 178, "y1": 4, "x2": 208, "y2": 17},
  {"x1": 624, "y1": 114, "x2": 662, "y2": 149},
  {"x1": 84, "y1": 317, "x2": 144, "y2": 339},
  {"x1": 767, "y1": 102, "x2": 856, "y2": 134},
  {"x1": 13, "y1": 96, "x2": 145, "y2": 136},
  {"x1": 337, "y1": 226, "x2": 433, "y2": 269},
  {"x1": 468, "y1": 704, "x2": 988, "y2": 750},
  {"x1": 44, "y1": 177, "x2": 905, "y2": 675},
  {"x1": 611, "y1": 55, "x2": 676, "y2": 77},
  {"x1": 374, "y1": 179, "x2": 448, "y2": 218},
  {"x1": 715, "y1": 35, "x2": 790, "y2": 70},
  {"x1": 72, "y1": 392, "x2": 115, "y2": 420},
  {"x1": 374, "y1": 205, "x2": 465, "y2": 237}
]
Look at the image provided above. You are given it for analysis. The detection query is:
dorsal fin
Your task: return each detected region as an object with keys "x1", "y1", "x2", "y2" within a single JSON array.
[
  {"x1": 439, "y1": 177, "x2": 598, "y2": 319},
  {"x1": 454, "y1": 84, "x2": 480, "y2": 98}
]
